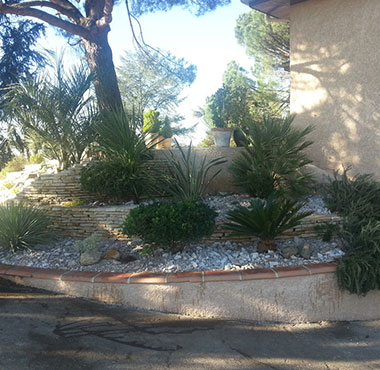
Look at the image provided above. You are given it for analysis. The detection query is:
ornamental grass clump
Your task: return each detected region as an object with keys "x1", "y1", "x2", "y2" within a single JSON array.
[
  {"x1": 80, "y1": 109, "x2": 155, "y2": 201},
  {"x1": 121, "y1": 201, "x2": 217, "y2": 251},
  {"x1": 225, "y1": 195, "x2": 312, "y2": 253},
  {"x1": 324, "y1": 167, "x2": 380, "y2": 295},
  {"x1": 159, "y1": 140, "x2": 226, "y2": 202},
  {"x1": 0, "y1": 202, "x2": 51, "y2": 252},
  {"x1": 229, "y1": 115, "x2": 314, "y2": 199}
]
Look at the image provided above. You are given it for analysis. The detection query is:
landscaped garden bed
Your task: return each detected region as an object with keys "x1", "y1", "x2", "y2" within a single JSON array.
[{"x1": 0, "y1": 193, "x2": 344, "y2": 274}]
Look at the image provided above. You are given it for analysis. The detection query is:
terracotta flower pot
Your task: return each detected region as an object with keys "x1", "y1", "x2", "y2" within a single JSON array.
[{"x1": 211, "y1": 128, "x2": 233, "y2": 147}]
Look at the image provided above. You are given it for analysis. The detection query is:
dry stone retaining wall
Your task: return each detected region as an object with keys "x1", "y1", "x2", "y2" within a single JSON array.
[{"x1": 44, "y1": 204, "x2": 341, "y2": 242}]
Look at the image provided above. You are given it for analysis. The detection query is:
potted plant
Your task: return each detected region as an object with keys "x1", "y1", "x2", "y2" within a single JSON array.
[
  {"x1": 143, "y1": 109, "x2": 161, "y2": 147},
  {"x1": 157, "y1": 117, "x2": 173, "y2": 149},
  {"x1": 204, "y1": 89, "x2": 233, "y2": 147}
]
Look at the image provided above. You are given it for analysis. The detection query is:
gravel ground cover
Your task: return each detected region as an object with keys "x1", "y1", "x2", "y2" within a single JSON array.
[{"x1": 0, "y1": 194, "x2": 344, "y2": 273}]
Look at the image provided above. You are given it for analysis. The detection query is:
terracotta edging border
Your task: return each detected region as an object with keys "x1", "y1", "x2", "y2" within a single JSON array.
[{"x1": 0, "y1": 262, "x2": 337, "y2": 285}]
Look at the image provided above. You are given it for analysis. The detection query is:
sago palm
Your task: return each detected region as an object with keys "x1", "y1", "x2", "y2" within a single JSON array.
[{"x1": 225, "y1": 195, "x2": 312, "y2": 252}]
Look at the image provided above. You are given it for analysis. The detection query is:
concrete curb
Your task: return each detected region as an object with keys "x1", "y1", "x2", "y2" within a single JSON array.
[
  {"x1": 0, "y1": 262, "x2": 337, "y2": 284},
  {"x1": 4, "y1": 262, "x2": 380, "y2": 323}
]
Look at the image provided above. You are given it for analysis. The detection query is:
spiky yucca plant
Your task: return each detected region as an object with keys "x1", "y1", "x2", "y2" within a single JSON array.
[
  {"x1": 225, "y1": 195, "x2": 312, "y2": 252},
  {"x1": 159, "y1": 140, "x2": 226, "y2": 202},
  {"x1": 0, "y1": 202, "x2": 51, "y2": 252}
]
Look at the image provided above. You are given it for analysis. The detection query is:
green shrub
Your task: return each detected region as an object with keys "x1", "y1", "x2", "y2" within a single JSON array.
[
  {"x1": 325, "y1": 168, "x2": 380, "y2": 295},
  {"x1": 324, "y1": 167, "x2": 380, "y2": 220},
  {"x1": 0, "y1": 202, "x2": 51, "y2": 251},
  {"x1": 121, "y1": 201, "x2": 217, "y2": 250},
  {"x1": 74, "y1": 234, "x2": 100, "y2": 253},
  {"x1": 229, "y1": 115, "x2": 314, "y2": 199},
  {"x1": 81, "y1": 161, "x2": 154, "y2": 201},
  {"x1": 337, "y1": 254, "x2": 380, "y2": 295},
  {"x1": 63, "y1": 199, "x2": 87, "y2": 207},
  {"x1": 3, "y1": 156, "x2": 27, "y2": 173},
  {"x1": 28, "y1": 153, "x2": 45, "y2": 164},
  {"x1": 81, "y1": 110, "x2": 156, "y2": 201},
  {"x1": 225, "y1": 195, "x2": 312, "y2": 252},
  {"x1": 158, "y1": 140, "x2": 226, "y2": 202},
  {"x1": 2, "y1": 181, "x2": 15, "y2": 190},
  {"x1": 314, "y1": 222, "x2": 340, "y2": 242}
]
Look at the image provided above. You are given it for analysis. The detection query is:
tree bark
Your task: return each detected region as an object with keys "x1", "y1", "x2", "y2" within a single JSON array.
[{"x1": 83, "y1": 31, "x2": 123, "y2": 113}]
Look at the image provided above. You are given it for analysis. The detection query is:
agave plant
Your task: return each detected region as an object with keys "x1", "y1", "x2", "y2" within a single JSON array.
[
  {"x1": 225, "y1": 195, "x2": 312, "y2": 252},
  {"x1": 159, "y1": 139, "x2": 227, "y2": 202},
  {"x1": 0, "y1": 202, "x2": 51, "y2": 252}
]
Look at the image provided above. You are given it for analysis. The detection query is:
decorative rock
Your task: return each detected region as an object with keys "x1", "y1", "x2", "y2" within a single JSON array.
[
  {"x1": 299, "y1": 244, "x2": 312, "y2": 259},
  {"x1": 80, "y1": 250, "x2": 102, "y2": 266},
  {"x1": 103, "y1": 248, "x2": 121, "y2": 261},
  {"x1": 282, "y1": 246, "x2": 299, "y2": 259}
]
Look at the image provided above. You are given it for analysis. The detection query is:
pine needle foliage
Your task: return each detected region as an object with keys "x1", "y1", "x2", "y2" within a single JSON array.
[
  {"x1": 0, "y1": 202, "x2": 51, "y2": 252},
  {"x1": 159, "y1": 140, "x2": 226, "y2": 202},
  {"x1": 229, "y1": 115, "x2": 314, "y2": 199}
]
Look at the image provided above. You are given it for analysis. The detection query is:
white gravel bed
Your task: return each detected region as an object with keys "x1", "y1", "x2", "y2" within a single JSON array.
[
  {"x1": 0, "y1": 193, "x2": 341, "y2": 273},
  {"x1": 203, "y1": 193, "x2": 331, "y2": 222},
  {"x1": 0, "y1": 237, "x2": 344, "y2": 274}
]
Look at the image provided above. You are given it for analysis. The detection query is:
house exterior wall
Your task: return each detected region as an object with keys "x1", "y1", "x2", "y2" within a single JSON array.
[{"x1": 290, "y1": 0, "x2": 380, "y2": 176}]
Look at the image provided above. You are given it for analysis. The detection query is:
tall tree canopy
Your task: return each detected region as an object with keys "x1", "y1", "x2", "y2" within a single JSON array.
[
  {"x1": 203, "y1": 61, "x2": 283, "y2": 131},
  {"x1": 0, "y1": 14, "x2": 45, "y2": 94},
  {"x1": 0, "y1": 0, "x2": 230, "y2": 113},
  {"x1": 235, "y1": 10, "x2": 289, "y2": 74},
  {"x1": 117, "y1": 49, "x2": 196, "y2": 119}
]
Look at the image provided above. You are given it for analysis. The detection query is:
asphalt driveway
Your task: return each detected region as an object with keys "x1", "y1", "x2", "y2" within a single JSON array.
[{"x1": 0, "y1": 277, "x2": 379, "y2": 370}]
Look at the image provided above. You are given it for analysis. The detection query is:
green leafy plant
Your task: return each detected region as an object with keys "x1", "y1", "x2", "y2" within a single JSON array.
[
  {"x1": 3, "y1": 155, "x2": 27, "y2": 172},
  {"x1": 74, "y1": 234, "x2": 100, "y2": 253},
  {"x1": 81, "y1": 161, "x2": 155, "y2": 201},
  {"x1": 28, "y1": 153, "x2": 45, "y2": 164},
  {"x1": 160, "y1": 117, "x2": 174, "y2": 138},
  {"x1": 225, "y1": 195, "x2": 312, "y2": 252},
  {"x1": 314, "y1": 222, "x2": 340, "y2": 242},
  {"x1": 324, "y1": 168, "x2": 380, "y2": 295},
  {"x1": 229, "y1": 115, "x2": 314, "y2": 199},
  {"x1": 158, "y1": 140, "x2": 226, "y2": 202},
  {"x1": 337, "y1": 254, "x2": 380, "y2": 295},
  {"x1": 63, "y1": 199, "x2": 87, "y2": 207},
  {"x1": 121, "y1": 201, "x2": 217, "y2": 251},
  {"x1": 4, "y1": 56, "x2": 97, "y2": 170},
  {"x1": 0, "y1": 202, "x2": 51, "y2": 251},
  {"x1": 81, "y1": 109, "x2": 155, "y2": 202},
  {"x1": 324, "y1": 167, "x2": 380, "y2": 220},
  {"x1": 2, "y1": 181, "x2": 15, "y2": 190}
]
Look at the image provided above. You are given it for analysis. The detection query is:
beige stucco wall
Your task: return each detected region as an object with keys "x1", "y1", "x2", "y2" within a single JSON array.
[
  {"x1": 6, "y1": 273, "x2": 380, "y2": 323},
  {"x1": 290, "y1": 0, "x2": 380, "y2": 176}
]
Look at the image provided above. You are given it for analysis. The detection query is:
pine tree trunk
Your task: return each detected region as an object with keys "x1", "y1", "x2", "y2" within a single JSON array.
[{"x1": 83, "y1": 32, "x2": 123, "y2": 113}]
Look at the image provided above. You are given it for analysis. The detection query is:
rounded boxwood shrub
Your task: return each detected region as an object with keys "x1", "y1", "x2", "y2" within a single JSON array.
[
  {"x1": 121, "y1": 201, "x2": 217, "y2": 250},
  {"x1": 0, "y1": 202, "x2": 51, "y2": 252}
]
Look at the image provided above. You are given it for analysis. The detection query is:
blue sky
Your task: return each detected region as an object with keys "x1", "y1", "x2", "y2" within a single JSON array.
[{"x1": 44, "y1": 0, "x2": 253, "y2": 143}]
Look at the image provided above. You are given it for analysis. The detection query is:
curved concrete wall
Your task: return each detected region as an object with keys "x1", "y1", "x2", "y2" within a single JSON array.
[
  {"x1": 290, "y1": 0, "x2": 380, "y2": 176},
  {"x1": 3, "y1": 263, "x2": 380, "y2": 323}
]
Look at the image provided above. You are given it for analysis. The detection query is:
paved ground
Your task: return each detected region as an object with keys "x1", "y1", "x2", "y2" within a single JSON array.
[{"x1": 1, "y1": 278, "x2": 380, "y2": 370}]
